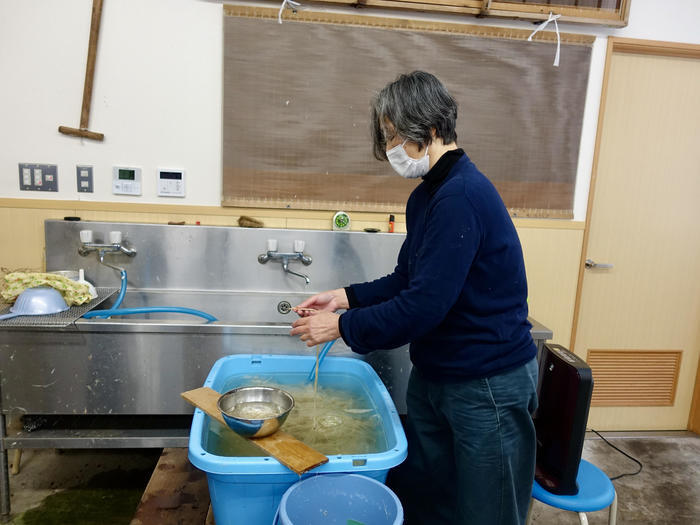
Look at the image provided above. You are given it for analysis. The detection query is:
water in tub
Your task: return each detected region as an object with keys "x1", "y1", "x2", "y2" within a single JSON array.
[{"x1": 206, "y1": 369, "x2": 387, "y2": 457}]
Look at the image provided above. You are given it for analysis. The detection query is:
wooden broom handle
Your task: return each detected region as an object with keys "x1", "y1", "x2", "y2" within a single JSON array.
[{"x1": 80, "y1": 0, "x2": 104, "y2": 130}]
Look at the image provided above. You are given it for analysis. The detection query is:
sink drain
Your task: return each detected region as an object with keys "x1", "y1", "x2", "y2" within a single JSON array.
[{"x1": 277, "y1": 301, "x2": 292, "y2": 315}]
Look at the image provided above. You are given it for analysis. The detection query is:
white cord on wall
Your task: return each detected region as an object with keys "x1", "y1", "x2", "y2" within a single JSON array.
[
  {"x1": 528, "y1": 12, "x2": 562, "y2": 67},
  {"x1": 278, "y1": 0, "x2": 302, "y2": 24}
]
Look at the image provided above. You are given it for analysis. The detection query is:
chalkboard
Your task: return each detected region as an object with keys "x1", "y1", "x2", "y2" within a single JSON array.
[{"x1": 222, "y1": 6, "x2": 593, "y2": 218}]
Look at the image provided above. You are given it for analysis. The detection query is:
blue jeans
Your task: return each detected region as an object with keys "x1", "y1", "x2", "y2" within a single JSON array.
[{"x1": 388, "y1": 358, "x2": 538, "y2": 525}]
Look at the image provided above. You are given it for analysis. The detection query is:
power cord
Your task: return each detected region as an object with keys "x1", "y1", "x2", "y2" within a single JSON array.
[{"x1": 590, "y1": 428, "x2": 644, "y2": 480}]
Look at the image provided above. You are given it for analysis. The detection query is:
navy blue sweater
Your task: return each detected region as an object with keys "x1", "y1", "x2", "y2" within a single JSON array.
[{"x1": 339, "y1": 149, "x2": 536, "y2": 380}]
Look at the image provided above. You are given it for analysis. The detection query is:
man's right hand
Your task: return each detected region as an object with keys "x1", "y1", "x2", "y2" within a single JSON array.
[{"x1": 292, "y1": 288, "x2": 349, "y2": 316}]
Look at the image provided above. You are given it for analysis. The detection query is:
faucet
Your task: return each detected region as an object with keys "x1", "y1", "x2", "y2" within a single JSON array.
[
  {"x1": 78, "y1": 230, "x2": 136, "y2": 280},
  {"x1": 258, "y1": 239, "x2": 312, "y2": 284},
  {"x1": 78, "y1": 230, "x2": 137, "y2": 309},
  {"x1": 78, "y1": 229, "x2": 137, "y2": 270}
]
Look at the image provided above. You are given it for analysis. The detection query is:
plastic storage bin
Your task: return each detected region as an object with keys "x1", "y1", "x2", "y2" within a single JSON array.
[{"x1": 188, "y1": 354, "x2": 407, "y2": 525}]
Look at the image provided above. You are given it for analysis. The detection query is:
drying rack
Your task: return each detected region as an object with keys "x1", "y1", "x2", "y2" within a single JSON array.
[{"x1": 0, "y1": 288, "x2": 118, "y2": 328}]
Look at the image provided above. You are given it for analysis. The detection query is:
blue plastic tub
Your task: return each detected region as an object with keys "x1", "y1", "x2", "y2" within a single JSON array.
[
  {"x1": 188, "y1": 354, "x2": 407, "y2": 525},
  {"x1": 275, "y1": 473, "x2": 403, "y2": 525}
]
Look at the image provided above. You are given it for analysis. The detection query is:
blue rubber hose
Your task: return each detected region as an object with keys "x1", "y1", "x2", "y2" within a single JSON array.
[
  {"x1": 83, "y1": 307, "x2": 217, "y2": 322},
  {"x1": 81, "y1": 267, "x2": 128, "y2": 318},
  {"x1": 111, "y1": 269, "x2": 127, "y2": 310},
  {"x1": 307, "y1": 339, "x2": 337, "y2": 382},
  {"x1": 83, "y1": 268, "x2": 217, "y2": 322}
]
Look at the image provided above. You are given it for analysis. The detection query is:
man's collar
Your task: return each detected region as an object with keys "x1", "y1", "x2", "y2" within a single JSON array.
[{"x1": 422, "y1": 148, "x2": 465, "y2": 196}]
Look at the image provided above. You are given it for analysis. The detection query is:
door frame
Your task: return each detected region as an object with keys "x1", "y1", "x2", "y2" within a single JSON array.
[
  {"x1": 568, "y1": 37, "x2": 700, "y2": 431},
  {"x1": 690, "y1": 365, "x2": 700, "y2": 433}
]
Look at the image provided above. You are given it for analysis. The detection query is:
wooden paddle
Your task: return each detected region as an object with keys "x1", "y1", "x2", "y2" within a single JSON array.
[
  {"x1": 58, "y1": 0, "x2": 105, "y2": 141},
  {"x1": 181, "y1": 387, "x2": 328, "y2": 475}
]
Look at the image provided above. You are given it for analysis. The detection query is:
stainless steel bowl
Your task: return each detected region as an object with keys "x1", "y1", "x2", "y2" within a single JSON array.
[{"x1": 217, "y1": 386, "x2": 294, "y2": 438}]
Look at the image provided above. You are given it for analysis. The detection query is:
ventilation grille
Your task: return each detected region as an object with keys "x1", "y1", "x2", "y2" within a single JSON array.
[{"x1": 587, "y1": 349, "x2": 682, "y2": 407}]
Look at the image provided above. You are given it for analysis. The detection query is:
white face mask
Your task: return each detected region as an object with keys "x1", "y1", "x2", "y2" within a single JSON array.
[{"x1": 386, "y1": 140, "x2": 430, "y2": 179}]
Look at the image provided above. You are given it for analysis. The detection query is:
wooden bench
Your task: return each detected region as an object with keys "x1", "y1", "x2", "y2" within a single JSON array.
[{"x1": 130, "y1": 448, "x2": 214, "y2": 525}]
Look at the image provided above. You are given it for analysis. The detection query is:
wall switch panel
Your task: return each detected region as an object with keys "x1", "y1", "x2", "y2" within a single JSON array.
[
  {"x1": 18, "y1": 163, "x2": 58, "y2": 192},
  {"x1": 76, "y1": 165, "x2": 94, "y2": 193}
]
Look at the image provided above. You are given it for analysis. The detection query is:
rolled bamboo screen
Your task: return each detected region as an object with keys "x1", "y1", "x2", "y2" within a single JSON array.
[{"x1": 222, "y1": 7, "x2": 592, "y2": 218}]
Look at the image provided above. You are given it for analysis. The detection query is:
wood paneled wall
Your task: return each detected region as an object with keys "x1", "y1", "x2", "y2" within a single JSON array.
[{"x1": 0, "y1": 199, "x2": 583, "y2": 347}]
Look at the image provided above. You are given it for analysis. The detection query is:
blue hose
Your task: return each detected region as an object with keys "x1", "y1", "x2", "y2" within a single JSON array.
[
  {"x1": 111, "y1": 269, "x2": 127, "y2": 310},
  {"x1": 82, "y1": 268, "x2": 217, "y2": 322},
  {"x1": 307, "y1": 339, "x2": 336, "y2": 382},
  {"x1": 83, "y1": 306, "x2": 217, "y2": 322}
]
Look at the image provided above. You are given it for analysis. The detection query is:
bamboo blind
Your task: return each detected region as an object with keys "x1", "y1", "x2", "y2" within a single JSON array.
[{"x1": 222, "y1": 6, "x2": 592, "y2": 217}]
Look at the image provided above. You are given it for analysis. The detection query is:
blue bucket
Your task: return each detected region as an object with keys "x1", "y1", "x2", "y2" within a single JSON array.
[{"x1": 275, "y1": 473, "x2": 403, "y2": 525}]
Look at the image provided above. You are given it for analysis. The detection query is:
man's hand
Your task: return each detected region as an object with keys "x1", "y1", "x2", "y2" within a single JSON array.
[
  {"x1": 290, "y1": 312, "x2": 340, "y2": 347},
  {"x1": 292, "y1": 288, "x2": 349, "y2": 317}
]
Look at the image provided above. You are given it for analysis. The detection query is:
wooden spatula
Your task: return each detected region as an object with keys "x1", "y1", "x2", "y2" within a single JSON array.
[{"x1": 181, "y1": 387, "x2": 328, "y2": 475}]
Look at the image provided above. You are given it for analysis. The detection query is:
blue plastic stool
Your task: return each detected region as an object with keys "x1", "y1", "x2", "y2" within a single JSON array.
[{"x1": 527, "y1": 459, "x2": 618, "y2": 525}]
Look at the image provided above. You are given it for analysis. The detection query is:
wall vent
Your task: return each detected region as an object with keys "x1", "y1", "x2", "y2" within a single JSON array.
[{"x1": 586, "y1": 349, "x2": 682, "y2": 407}]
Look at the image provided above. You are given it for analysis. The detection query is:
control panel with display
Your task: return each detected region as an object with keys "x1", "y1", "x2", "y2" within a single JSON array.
[
  {"x1": 112, "y1": 166, "x2": 142, "y2": 195},
  {"x1": 157, "y1": 169, "x2": 185, "y2": 197}
]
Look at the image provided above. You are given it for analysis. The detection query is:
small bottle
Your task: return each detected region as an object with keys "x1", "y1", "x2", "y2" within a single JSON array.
[{"x1": 388, "y1": 214, "x2": 395, "y2": 233}]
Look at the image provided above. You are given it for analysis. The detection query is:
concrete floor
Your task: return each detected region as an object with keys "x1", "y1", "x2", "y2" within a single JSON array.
[
  {"x1": 4, "y1": 448, "x2": 160, "y2": 524},
  {"x1": 3, "y1": 433, "x2": 700, "y2": 524},
  {"x1": 530, "y1": 432, "x2": 700, "y2": 524}
]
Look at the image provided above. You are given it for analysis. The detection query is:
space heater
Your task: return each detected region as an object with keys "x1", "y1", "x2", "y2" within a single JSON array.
[{"x1": 533, "y1": 343, "x2": 593, "y2": 495}]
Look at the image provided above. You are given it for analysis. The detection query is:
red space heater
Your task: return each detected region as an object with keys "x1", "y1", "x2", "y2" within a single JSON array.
[{"x1": 533, "y1": 343, "x2": 594, "y2": 495}]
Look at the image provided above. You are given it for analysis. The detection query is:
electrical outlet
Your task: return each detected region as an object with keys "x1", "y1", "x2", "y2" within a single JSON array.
[
  {"x1": 76, "y1": 165, "x2": 94, "y2": 193},
  {"x1": 18, "y1": 163, "x2": 58, "y2": 192}
]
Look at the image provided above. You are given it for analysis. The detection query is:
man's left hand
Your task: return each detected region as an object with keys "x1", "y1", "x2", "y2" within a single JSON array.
[{"x1": 290, "y1": 312, "x2": 340, "y2": 347}]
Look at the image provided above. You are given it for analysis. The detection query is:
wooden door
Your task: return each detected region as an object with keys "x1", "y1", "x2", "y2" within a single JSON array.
[{"x1": 571, "y1": 39, "x2": 700, "y2": 431}]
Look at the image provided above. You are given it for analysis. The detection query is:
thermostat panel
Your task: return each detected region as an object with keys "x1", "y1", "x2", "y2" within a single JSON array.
[
  {"x1": 157, "y1": 169, "x2": 185, "y2": 198},
  {"x1": 112, "y1": 166, "x2": 142, "y2": 196}
]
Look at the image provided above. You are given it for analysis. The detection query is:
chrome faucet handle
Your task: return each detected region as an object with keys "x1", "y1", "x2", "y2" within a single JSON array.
[
  {"x1": 293, "y1": 240, "x2": 312, "y2": 265},
  {"x1": 258, "y1": 239, "x2": 277, "y2": 263},
  {"x1": 80, "y1": 230, "x2": 94, "y2": 243},
  {"x1": 78, "y1": 229, "x2": 136, "y2": 259}
]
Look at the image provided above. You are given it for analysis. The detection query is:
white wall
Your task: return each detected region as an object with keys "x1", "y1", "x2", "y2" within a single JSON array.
[
  {"x1": 0, "y1": 0, "x2": 222, "y2": 205},
  {"x1": 1, "y1": 0, "x2": 699, "y2": 219}
]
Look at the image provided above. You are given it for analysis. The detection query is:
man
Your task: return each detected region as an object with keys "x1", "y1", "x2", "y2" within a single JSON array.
[{"x1": 291, "y1": 71, "x2": 537, "y2": 524}]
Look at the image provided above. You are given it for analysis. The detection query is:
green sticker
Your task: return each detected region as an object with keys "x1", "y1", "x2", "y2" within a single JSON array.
[{"x1": 334, "y1": 212, "x2": 350, "y2": 229}]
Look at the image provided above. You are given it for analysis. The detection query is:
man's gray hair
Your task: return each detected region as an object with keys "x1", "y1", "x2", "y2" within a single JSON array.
[{"x1": 370, "y1": 71, "x2": 458, "y2": 161}]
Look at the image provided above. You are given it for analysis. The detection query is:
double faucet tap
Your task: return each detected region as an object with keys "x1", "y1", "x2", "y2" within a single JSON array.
[
  {"x1": 78, "y1": 230, "x2": 137, "y2": 271},
  {"x1": 258, "y1": 239, "x2": 312, "y2": 284}
]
